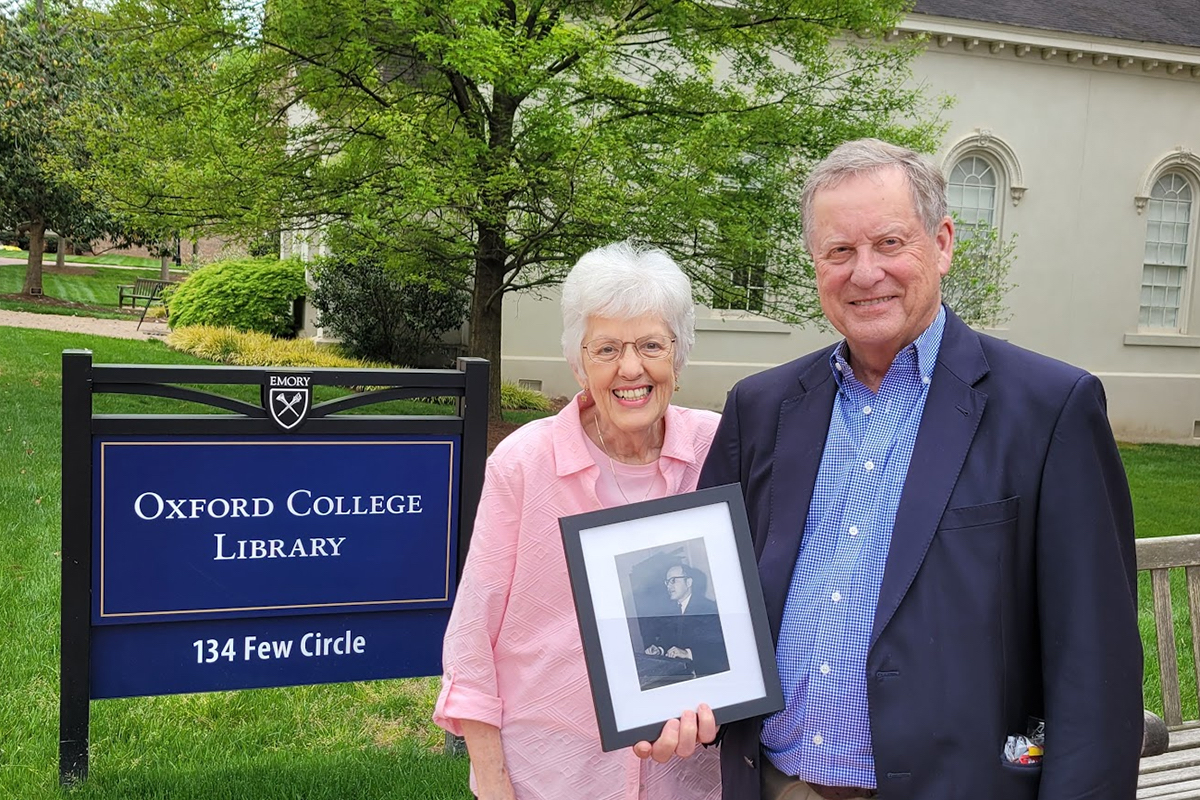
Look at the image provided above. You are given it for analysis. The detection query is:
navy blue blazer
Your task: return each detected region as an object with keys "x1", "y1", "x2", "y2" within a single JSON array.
[{"x1": 699, "y1": 308, "x2": 1142, "y2": 800}]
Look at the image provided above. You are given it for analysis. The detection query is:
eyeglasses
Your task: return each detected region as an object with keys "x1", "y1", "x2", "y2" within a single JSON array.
[
  {"x1": 664, "y1": 576, "x2": 689, "y2": 586},
  {"x1": 583, "y1": 335, "x2": 675, "y2": 363}
]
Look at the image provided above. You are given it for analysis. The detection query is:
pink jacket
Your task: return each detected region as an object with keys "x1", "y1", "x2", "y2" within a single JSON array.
[{"x1": 434, "y1": 397, "x2": 721, "y2": 799}]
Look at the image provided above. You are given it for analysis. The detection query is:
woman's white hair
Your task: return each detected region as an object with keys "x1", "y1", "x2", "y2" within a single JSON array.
[{"x1": 560, "y1": 241, "x2": 696, "y2": 378}]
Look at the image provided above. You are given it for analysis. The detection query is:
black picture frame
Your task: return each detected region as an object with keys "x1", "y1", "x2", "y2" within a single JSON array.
[{"x1": 559, "y1": 483, "x2": 783, "y2": 751}]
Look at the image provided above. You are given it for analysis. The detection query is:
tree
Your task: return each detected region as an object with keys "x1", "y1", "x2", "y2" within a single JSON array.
[
  {"x1": 90, "y1": 0, "x2": 947, "y2": 418},
  {"x1": 0, "y1": 0, "x2": 118, "y2": 295},
  {"x1": 943, "y1": 218, "x2": 1018, "y2": 329}
]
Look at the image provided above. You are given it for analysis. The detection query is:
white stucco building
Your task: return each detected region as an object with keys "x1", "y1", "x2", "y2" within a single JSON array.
[{"x1": 501, "y1": 0, "x2": 1200, "y2": 444}]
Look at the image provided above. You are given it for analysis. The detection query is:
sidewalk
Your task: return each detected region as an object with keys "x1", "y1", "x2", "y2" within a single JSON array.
[
  {"x1": 0, "y1": 308, "x2": 169, "y2": 340},
  {"x1": 0, "y1": 255, "x2": 187, "y2": 274}
]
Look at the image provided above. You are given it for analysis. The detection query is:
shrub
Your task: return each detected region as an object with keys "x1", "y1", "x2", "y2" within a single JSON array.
[
  {"x1": 166, "y1": 326, "x2": 547, "y2": 411},
  {"x1": 166, "y1": 326, "x2": 383, "y2": 368},
  {"x1": 501, "y1": 382, "x2": 552, "y2": 411},
  {"x1": 310, "y1": 252, "x2": 469, "y2": 367},
  {"x1": 247, "y1": 232, "x2": 281, "y2": 258},
  {"x1": 166, "y1": 257, "x2": 307, "y2": 337},
  {"x1": 421, "y1": 381, "x2": 551, "y2": 412}
]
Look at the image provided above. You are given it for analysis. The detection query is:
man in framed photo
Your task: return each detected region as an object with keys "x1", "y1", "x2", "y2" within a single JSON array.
[
  {"x1": 639, "y1": 138, "x2": 1142, "y2": 800},
  {"x1": 644, "y1": 565, "x2": 729, "y2": 679}
]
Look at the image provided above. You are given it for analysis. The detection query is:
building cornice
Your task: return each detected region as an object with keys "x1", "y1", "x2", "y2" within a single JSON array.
[{"x1": 891, "y1": 13, "x2": 1200, "y2": 77}]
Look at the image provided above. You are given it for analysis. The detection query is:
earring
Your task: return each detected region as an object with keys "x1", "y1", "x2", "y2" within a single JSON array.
[
  {"x1": 580, "y1": 390, "x2": 589, "y2": 404},
  {"x1": 674, "y1": 383, "x2": 681, "y2": 392}
]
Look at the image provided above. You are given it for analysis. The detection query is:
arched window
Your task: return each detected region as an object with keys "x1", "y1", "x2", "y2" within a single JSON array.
[
  {"x1": 941, "y1": 131, "x2": 1025, "y2": 245},
  {"x1": 1140, "y1": 172, "x2": 1194, "y2": 330},
  {"x1": 948, "y1": 155, "x2": 999, "y2": 227}
]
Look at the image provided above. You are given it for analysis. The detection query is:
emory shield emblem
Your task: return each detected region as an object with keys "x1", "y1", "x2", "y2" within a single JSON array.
[{"x1": 264, "y1": 374, "x2": 312, "y2": 431}]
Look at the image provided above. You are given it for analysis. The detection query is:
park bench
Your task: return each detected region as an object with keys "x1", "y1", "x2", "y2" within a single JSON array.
[
  {"x1": 117, "y1": 278, "x2": 171, "y2": 330},
  {"x1": 1137, "y1": 533, "x2": 1200, "y2": 798},
  {"x1": 117, "y1": 278, "x2": 170, "y2": 311}
]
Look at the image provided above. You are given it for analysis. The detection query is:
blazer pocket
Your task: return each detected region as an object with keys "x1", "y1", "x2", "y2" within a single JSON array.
[
  {"x1": 939, "y1": 496, "x2": 1019, "y2": 531},
  {"x1": 999, "y1": 758, "x2": 1043, "y2": 779}
]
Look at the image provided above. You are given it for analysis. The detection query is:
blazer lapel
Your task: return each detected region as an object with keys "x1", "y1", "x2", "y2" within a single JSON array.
[
  {"x1": 761, "y1": 354, "x2": 837, "y2": 641},
  {"x1": 871, "y1": 310, "x2": 989, "y2": 648}
]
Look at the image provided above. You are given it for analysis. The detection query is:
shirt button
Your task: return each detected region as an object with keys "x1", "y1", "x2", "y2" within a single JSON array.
[
  {"x1": 831, "y1": 591, "x2": 842, "y2": 603},
  {"x1": 862, "y1": 405, "x2": 872, "y2": 415},
  {"x1": 812, "y1": 733, "x2": 824, "y2": 746},
  {"x1": 836, "y1": 363, "x2": 843, "y2": 372},
  {"x1": 849, "y1": 525, "x2": 859, "y2": 536},
  {"x1": 820, "y1": 663, "x2": 831, "y2": 675},
  {"x1": 864, "y1": 460, "x2": 875, "y2": 471},
  {"x1": 922, "y1": 375, "x2": 931, "y2": 385}
]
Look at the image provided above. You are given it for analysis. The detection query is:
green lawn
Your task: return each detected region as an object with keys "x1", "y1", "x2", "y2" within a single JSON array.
[
  {"x1": 0, "y1": 260, "x2": 167, "y2": 317},
  {"x1": 0, "y1": 327, "x2": 471, "y2": 800},
  {"x1": 1127, "y1": 443, "x2": 1200, "y2": 722}
]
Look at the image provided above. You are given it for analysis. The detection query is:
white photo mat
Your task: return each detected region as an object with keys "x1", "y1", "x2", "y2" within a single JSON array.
[{"x1": 560, "y1": 483, "x2": 783, "y2": 750}]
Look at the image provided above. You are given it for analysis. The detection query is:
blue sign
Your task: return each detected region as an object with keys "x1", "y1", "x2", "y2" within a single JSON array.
[
  {"x1": 92, "y1": 435, "x2": 460, "y2": 623},
  {"x1": 88, "y1": 434, "x2": 461, "y2": 696},
  {"x1": 90, "y1": 611, "x2": 449, "y2": 698}
]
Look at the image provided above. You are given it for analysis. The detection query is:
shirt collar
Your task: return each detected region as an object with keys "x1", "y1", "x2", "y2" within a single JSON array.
[
  {"x1": 552, "y1": 393, "x2": 697, "y2": 477},
  {"x1": 829, "y1": 304, "x2": 946, "y2": 391}
]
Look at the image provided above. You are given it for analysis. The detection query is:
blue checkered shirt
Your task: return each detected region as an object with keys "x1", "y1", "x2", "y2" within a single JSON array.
[{"x1": 761, "y1": 306, "x2": 946, "y2": 788}]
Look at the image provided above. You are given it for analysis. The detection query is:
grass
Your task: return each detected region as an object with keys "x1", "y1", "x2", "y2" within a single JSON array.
[
  {"x1": 1124, "y1": 442, "x2": 1200, "y2": 723},
  {"x1": 0, "y1": 260, "x2": 167, "y2": 320},
  {"x1": 0, "y1": 327, "x2": 474, "y2": 800}
]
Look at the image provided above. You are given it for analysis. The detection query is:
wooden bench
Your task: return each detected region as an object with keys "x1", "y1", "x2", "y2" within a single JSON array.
[
  {"x1": 1138, "y1": 533, "x2": 1200, "y2": 798},
  {"x1": 117, "y1": 278, "x2": 170, "y2": 310},
  {"x1": 117, "y1": 278, "x2": 171, "y2": 330}
]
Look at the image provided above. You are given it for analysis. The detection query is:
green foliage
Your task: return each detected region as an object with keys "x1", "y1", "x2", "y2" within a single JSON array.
[
  {"x1": 423, "y1": 381, "x2": 550, "y2": 412},
  {"x1": 501, "y1": 382, "x2": 552, "y2": 412},
  {"x1": 310, "y1": 251, "x2": 469, "y2": 367},
  {"x1": 166, "y1": 257, "x2": 307, "y2": 337},
  {"x1": 0, "y1": 1, "x2": 127, "y2": 294},
  {"x1": 83, "y1": 0, "x2": 948, "y2": 416},
  {"x1": 943, "y1": 218, "x2": 1018, "y2": 329},
  {"x1": 247, "y1": 231, "x2": 282, "y2": 258}
]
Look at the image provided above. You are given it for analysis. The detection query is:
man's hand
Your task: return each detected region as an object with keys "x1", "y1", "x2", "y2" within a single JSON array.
[
  {"x1": 666, "y1": 646, "x2": 692, "y2": 660},
  {"x1": 645, "y1": 645, "x2": 665, "y2": 656},
  {"x1": 632, "y1": 704, "x2": 718, "y2": 763}
]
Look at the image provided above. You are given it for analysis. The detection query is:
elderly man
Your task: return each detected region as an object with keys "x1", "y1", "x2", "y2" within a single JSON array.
[
  {"x1": 640, "y1": 139, "x2": 1142, "y2": 800},
  {"x1": 644, "y1": 565, "x2": 729, "y2": 679}
]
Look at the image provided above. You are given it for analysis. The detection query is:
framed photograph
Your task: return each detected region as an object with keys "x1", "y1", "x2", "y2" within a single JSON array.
[{"x1": 559, "y1": 483, "x2": 783, "y2": 751}]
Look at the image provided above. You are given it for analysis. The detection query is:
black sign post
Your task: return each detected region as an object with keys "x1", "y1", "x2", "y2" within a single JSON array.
[{"x1": 59, "y1": 351, "x2": 487, "y2": 784}]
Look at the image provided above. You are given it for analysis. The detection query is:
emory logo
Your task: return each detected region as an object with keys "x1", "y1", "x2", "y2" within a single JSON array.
[{"x1": 264, "y1": 374, "x2": 312, "y2": 431}]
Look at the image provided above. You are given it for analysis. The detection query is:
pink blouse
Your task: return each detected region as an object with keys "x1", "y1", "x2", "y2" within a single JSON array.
[{"x1": 434, "y1": 397, "x2": 721, "y2": 800}]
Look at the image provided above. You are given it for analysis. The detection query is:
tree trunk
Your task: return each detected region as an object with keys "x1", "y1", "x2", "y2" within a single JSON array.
[
  {"x1": 55, "y1": 237, "x2": 66, "y2": 269},
  {"x1": 160, "y1": 248, "x2": 171, "y2": 281},
  {"x1": 469, "y1": 233, "x2": 507, "y2": 423},
  {"x1": 22, "y1": 221, "x2": 45, "y2": 296},
  {"x1": 468, "y1": 90, "x2": 520, "y2": 423}
]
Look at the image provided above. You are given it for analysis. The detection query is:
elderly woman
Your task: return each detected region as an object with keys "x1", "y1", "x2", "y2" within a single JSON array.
[{"x1": 434, "y1": 241, "x2": 721, "y2": 800}]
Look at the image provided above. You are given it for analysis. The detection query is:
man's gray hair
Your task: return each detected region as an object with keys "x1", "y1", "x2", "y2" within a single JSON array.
[
  {"x1": 801, "y1": 138, "x2": 947, "y2": 250},
  {"x1": 560, "y1": 241, "x2": 696, "y2": 377}
]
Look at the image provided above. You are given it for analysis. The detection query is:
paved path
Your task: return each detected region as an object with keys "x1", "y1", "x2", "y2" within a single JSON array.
[
  {"x1": 0, "y1": 255, "x2": 187, "y2": 274},
  {"x1": 0, "y1": 308, "x2": 169, "y2": 340}
]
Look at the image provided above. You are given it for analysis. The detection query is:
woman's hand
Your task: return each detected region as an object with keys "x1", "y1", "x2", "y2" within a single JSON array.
[
  {"x1": 632, "y1": 703, "x2": 718, "y2": 763},
  {"x1": 460, "y1": 720, "x2": 518, "y2": 800}
]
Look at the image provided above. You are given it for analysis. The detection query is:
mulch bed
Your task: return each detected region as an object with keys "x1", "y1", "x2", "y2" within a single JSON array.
[{"x1": 486, "y1": 396, "x2": 568, "y2": 454}]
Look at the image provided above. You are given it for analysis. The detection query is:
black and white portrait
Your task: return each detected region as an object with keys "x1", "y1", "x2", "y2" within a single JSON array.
[{"x1": 614, "y1": 537, "x2": 730, "y2": 690}]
